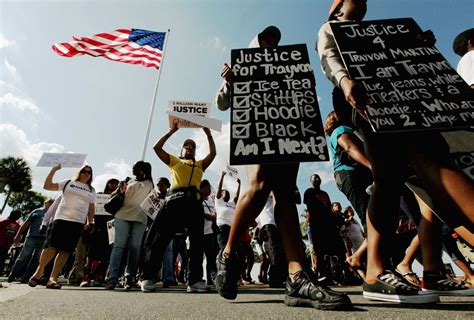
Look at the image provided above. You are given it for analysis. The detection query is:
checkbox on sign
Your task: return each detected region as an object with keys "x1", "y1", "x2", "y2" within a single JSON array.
[
  {"x1": 233, "y1": 82, "x2": 251, "y2": 94},
  {"x1": 233, "y1": 109, "x2": 251, "y2": 123},
  {"x1": 232, "y1": 124, "x2": 251, "y2": 139},
  {"x1": 233, "y1": 96, "x2": 250, "y2": 109}
]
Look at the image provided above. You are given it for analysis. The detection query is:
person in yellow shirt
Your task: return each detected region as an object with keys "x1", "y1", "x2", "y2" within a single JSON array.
[{"x1": 141, "y1": 119, "x2": 216, "y2": 293}]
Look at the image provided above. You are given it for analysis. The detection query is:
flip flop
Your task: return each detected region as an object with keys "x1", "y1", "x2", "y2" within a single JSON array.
[
  {"x1": 395, "y1": 268, "x2": 421, "y2": 287},
  {"x1": 345, "y1": 258, "x2": 366, "y2": 280},
  {"x1": 46, "y1": 281, "x2": 62, "y2": 289},
  {"x1": 28, "y1": 277, "x2": 41, "y2": 287}
]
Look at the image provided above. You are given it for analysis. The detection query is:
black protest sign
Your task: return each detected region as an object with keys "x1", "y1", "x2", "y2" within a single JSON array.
[
  {"x1": 330, "y1": 18, "x2": 474, "y2": 133},
  {"x1": 230, "y1": 44, "x2": 328, "y2": 165}
]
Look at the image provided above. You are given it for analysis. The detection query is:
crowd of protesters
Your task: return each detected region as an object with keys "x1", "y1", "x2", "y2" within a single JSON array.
[{"x1": 1, "y1": 0, "x2": 474, "y2": 312}]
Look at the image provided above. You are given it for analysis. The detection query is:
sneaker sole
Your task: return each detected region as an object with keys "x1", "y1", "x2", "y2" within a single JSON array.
[
  {"x1": 422, "y1": 288, "x2": 474, "y2": 296},
  {"x1": 284, "y1": 296, "x2": 352, "y2": 310},
  {"x1": 215, "y1": 273, "x2": 237, "y2": 300},
  {"x1": 363, "y1": 291, "x2": 440, "y2": 304}
]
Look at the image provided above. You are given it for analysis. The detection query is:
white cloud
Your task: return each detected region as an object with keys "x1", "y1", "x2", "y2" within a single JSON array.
[
  {"x1": 0, "y1": 33, "x2": 15, "y2": 49},
  {"x1": 0, "y1": 92, "x2": 39, "y2": 113},
  {"x1": 93, "y1": 159, "x2": 132, "y2": 192},
  {"x1": 200, "y1": 36, "x2": 227, "y2": 53},
  {"x1": 0, "y1": 123, "x2": 64, "y2": 166},
  {"x1": 4, "y1": 59, "x2": 17, "y2": 75}
]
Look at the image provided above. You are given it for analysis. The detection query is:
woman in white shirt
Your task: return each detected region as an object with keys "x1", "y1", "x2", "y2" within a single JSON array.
[{"x1": 29, "y1": 164, "x2": 96, "y2": 289}]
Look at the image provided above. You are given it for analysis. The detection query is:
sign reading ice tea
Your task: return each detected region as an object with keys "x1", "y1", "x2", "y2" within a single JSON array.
[
  {"x1": 330, "y1": 18, "x2": 474, "y2": 132},
  {"x1": 230, "y1": 44, "x2": 328, "y2": 165}
]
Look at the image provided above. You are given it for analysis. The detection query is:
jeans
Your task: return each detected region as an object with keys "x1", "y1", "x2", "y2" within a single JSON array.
[
  {"x1": 9, "y1": 237, "x2": 45, "y2": 280},
  {"x1": 217, "y1": 224, "x2": 230, "y2": 250},
  {"x1": 108, "y1": 218, "x2": 146, "y2": 280},
  {"x1": 162, "y1": 240, "x2": 175, "y2": 282}
]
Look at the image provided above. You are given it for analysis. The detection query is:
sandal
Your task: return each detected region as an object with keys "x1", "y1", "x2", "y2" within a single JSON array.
[
  {"x1": 345, "y1": 258, "x2": 366, "y2": 280},
  {"x1": 28, "y1": 277, "x2": 41, "y2": 287},
  {"x1": 395, "y1": 268, "x2": 421, "y2": 288},
  {"x1": 46, "y1": 281, "x2": 62, "y2": 289}
]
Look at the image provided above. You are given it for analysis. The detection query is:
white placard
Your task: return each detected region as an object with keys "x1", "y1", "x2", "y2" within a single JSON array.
[
  {"x1": 167, "y1": 111, "x2": 222, "y2": 132},
  {"x1": 107, "y1": 219, "x2": 115, "y2": 245},
  {"x1": 226, "y1": 165, "x2": 239, "y2": 180},
  {"x1": 95, "y1": 194, "x2": 111, "y2": 216},
  {"x1": 168, "y1": 100, "x2": 210, "y2": 129},
  {"x1": 36, "y1": 153, "x2": 87, "y2": 168},
  {"x1": 140, "y1": 190, "x2": 165, "y2": 220}
]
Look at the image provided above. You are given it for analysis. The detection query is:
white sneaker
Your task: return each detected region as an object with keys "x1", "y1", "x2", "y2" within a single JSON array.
[
  {"x1": 140, "y1": 279, "x2": 156, "y2": 292},
  {"x1": 187, "y1": 281, "x2": 210, "y2": 293}
]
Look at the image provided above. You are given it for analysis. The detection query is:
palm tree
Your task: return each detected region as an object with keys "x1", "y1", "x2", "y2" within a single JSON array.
[{"x1": 0, "y1": 156, "x2": 32, "y2": 213}]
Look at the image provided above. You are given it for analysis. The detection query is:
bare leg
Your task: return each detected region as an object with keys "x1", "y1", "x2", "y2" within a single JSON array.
[
  {"x1": 415, "y1": 195, "x2": 443, "y2": 273},
  {"x1": 453, "y1": 259, "x2": 474, "y2": 285},
  {"x1": 31, "y1": 247, "x2": 57, "y2": 279},
  {"x1": 49, "y1": 251, "x2": 71, "y2": 284},
  {"x1": 223, "y1": 165, "x2": 271, "y2": 256},
  {"x1": 396, "y1": 235, "x2": 420, "y2": 274}
]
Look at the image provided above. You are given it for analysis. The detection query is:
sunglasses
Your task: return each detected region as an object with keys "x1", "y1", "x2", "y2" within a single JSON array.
[{"x1": 81, "y1": 169, "x2": 92, "y2": 175}]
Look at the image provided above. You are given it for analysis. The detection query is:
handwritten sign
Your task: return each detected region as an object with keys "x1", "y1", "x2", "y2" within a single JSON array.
[
  {"x1": 166, "y1": 111, "x2": 222, "y2": 132},
  {"x1": 140, "y1": 190, "x2": 165, "y2": 220},
  {"x1": 95, "y1": 194, "x2": 111, "y2": 216},
  {"x1": 168, "y1": 100, "x2": 210, "y2": 128},
  {"x1": 37, "y1": 153, "x2": 87, "y2": 168},
  {"x1": 330, "y1": 18, "x2": 474, "y2": 132},
  {"x1": 230, "y1": 44, "x2": 328, "y2": 165},
  {"x1": 225, "y1": 165, "x2": 239, "y2": 180}
]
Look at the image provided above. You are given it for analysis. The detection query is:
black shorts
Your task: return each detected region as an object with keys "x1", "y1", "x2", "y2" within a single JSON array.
[{"x1": 48, "y1": 219, "x2": 84, "y2": 252}]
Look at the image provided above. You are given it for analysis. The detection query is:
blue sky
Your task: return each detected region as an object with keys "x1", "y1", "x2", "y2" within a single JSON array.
[{"x1": 1, "y1": 0, "x2": 473, "y2": 220}]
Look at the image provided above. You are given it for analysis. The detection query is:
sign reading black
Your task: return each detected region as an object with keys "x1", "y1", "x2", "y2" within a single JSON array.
[
  {"x1": 330, "y1": 18, "x2": 474, "y2": 132},
  {"x1": 230, "y1": 44, "x2": 328, "y2": 165}
]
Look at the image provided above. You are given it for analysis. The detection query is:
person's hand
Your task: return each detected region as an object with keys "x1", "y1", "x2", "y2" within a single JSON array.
[
  {"x1": 221, "y1": 171, "x2": 226, "y2": 177},
  {"x1": 52, "y1": 163, "x2": 62, "y2": 172},
  {"x1": 237, "y1": 178, "x2": 241, "y2": 184},
  {"x1": 340, "y1": 77, "x2": 368, "y2": 121},
  {"x1": 221, "y1": 63, "x2": 233, "y2": 84},
  {"x1": 416, "y1": 30, "x2": 436, "y2": 46},
  {"x1": 38, "y1": 225, "x2": 47, "y2": 234},
  {"x1": 203, "y1": 127, "x2": 212, "y2": 137},
  {"x1": 170, "y1": 118, "x2": 179, "y2": 133},
  {"x1": 84, "y1": 222, "x2": 94, "y2": 233}
]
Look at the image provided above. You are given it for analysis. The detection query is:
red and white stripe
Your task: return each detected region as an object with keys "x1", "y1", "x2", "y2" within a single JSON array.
[{"x1": 52, "y1": 29, "x2": 163, "y2": 69}]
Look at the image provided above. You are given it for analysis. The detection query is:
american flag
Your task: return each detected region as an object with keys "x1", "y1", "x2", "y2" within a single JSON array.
[{"x1": 52, "y1": 28, "x2": 166, "y2": 69}]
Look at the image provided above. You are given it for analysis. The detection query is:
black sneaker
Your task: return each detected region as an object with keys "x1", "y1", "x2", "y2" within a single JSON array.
[
  {"x1": 215, "y1": 249, "x2": 239, "y2": 300},
  {"x1": 284, "y1": 271, "x2": 352, "y2": 310},
  {"x1": 422, "y1": 277, "x2": 474, "y2": 296},
  {"x1": 363, "y1": 270, "x2": 439, "y2": 303}
]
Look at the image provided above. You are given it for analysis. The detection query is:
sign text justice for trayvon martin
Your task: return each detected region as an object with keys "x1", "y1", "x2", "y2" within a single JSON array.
[{"x1": 230, "y1": 44, "x2": 328, "y2": 165}]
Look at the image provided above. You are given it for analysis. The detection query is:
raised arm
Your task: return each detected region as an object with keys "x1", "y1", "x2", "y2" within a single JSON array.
[
  {"x1": 234, "y1": 178, "x2": 241, "y2": 204},
  {"x1": 43, "y1": 164, "x2": 61, "y2": 191},
  {"x1": 154, "y1": 119, "x2": 179, "y2": 165},
  {"x1": 201, "y1": 127, "x2": 216, "y2": 171},
  {"x1": 337, "y1": 133, "x2": 372, "y2": 170},
  {"x1": 215, "y1": 63, "x2": 233, "y2": 111},
  {"x1": 216, "y1": 171, "x2": 226, "y2": 199}
]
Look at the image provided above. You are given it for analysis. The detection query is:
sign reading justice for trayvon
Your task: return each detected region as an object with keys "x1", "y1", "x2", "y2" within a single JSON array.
[
  {"x1": 330, "y1": 18, "x2": 474, "y2": 133},
  {"x1": 230, "y1": 44, "x2": 328, "y2": 165}
]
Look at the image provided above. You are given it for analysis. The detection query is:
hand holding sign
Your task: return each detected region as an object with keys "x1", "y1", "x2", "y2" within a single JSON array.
[{"x1": 221, "y1": 63, "x2": 233, "y2": 84}]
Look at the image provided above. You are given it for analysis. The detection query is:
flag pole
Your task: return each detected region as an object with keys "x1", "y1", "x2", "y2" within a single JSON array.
[{"x1": 141, "y1": 29, "x2": 170, "y2": 160}]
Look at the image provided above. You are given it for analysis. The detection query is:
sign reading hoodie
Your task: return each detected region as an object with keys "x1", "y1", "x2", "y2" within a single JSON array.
[{"x1": 230, "y1": 44, "x2": 328, "y2": 165}]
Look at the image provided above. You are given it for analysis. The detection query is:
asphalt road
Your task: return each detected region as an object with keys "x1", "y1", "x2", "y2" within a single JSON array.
[{"x1": 1, "y1": 279, "x2": 473, "y2": 320}]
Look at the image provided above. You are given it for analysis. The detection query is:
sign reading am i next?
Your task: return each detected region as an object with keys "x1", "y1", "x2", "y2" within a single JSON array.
[
  {"x1": 230, "y1": 44, "x2": 328, "y2": 165},
  {"x1": 330, "y1": 18, "x2": 474, "y2": 133}
]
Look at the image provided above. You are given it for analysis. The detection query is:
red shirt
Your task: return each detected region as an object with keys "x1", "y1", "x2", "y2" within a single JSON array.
[{"x1": 0, "y1": 218, "x2": 20, "y2": 250}]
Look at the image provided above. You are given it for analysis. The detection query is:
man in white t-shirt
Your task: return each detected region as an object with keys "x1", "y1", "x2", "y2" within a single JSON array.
[{"x1": 215, "y1": 171, "x2": 241, "y2": 250}]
